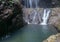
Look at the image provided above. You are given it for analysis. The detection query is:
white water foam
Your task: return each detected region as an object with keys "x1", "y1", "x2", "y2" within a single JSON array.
[{"x1": 40, "y1": 9, "x2": 50, "y2": 25}]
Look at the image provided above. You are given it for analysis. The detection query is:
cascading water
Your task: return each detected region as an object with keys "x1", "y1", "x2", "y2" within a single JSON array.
[
  {"x1": 22, "y1": 0, "x2": 39, "y2": 8},
  {"x1": 23, "y1": 0, "x2": 51, "y2": 25},
  {"x1": 40, "y1": 9, "x2": 51, "y2": 25},
  {"x1": 29, "y1": 0, "x2": 32, "y2": 8},
  {"x1": 27, "y1": 9, "x2": 40, "y2": 24}
]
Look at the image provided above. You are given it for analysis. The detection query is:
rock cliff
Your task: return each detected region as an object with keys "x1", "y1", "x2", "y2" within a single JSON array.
[{"x1": 0, "y1": 0, "x2": 26, "y2": 37}]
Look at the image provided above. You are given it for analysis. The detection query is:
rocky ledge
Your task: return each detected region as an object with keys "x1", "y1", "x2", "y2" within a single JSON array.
[{"x1": 43, "y1": 33, "x2": 60, "y2": 42}]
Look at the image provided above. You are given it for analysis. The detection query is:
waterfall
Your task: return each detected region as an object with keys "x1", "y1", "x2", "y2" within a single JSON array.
[
  {"x1": 22, "y1": 0, "x2": 39, "y2": 8},
  {"x1": 29, "y1": 0, "x2": 32, "y2": 8},
  {"x1": 31, "y1": 9, "x2": 38, "y2": 24},
  {"x1": 23, "y1": 0, "x2": 51, "y2": 25},
  {"x1": 25, "y1": 9, "x2": 39, "y2": 24},
  {"x1": 40, "y1": 9, "x2": 51, "y2": 25},
  {"x1": 26, "y1": 9, "x2": 51, "y2": 25}
]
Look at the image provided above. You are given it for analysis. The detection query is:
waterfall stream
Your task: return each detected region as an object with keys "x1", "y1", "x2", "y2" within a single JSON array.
[{"x1": 40, "y1": 9, "x2": 51, "y2": 25}]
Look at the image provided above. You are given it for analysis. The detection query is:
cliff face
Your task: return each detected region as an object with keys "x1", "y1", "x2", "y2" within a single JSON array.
[
  {"x1": 0, "y1": 0, "x2": 26, "y2": 37},
  {"x1": 49, "y1": 8, "x2": 60, "y2": 31},
  {"x1": 23, "y1": 8, "x2": 43, "y2": 24},
  {"x1": 50, "y1": 0, "x2": 60, "y2": 26}
]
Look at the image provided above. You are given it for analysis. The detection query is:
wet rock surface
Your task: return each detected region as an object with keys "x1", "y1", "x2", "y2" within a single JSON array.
[{"x1": 23, "y1": 8, "x2": 43, "y2": 24}]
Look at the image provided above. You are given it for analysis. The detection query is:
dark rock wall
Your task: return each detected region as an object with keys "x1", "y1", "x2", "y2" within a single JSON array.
[{"x1": 0, "y1": 0, "x2": 26, "y2": 37}]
